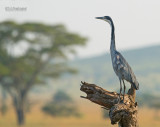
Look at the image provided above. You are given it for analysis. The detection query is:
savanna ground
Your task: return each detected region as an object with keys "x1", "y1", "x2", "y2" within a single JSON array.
[{"x1": 0, "y1": 100, "x2": 160, "y2": 127}]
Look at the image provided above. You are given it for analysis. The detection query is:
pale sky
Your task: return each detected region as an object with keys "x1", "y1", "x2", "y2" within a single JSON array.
[{"x1": 0, "y1": 0, "x2": 160, "y2": 58}]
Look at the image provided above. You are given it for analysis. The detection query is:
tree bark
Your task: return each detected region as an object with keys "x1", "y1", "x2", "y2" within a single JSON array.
[
  {"x1": 80, "y1": 81, "x2": 139, "y2": 127},
  {"x1": 12, "y1": 92, "x2": 26, "y2": 126},
  {"x1": 16, "y1": 108, "x2": 25, "y2": 125}
]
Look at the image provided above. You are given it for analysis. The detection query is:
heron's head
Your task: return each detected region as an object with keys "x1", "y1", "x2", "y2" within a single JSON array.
[{"x1": 96, "y1": 16, "x2": 113, "y2": 25}]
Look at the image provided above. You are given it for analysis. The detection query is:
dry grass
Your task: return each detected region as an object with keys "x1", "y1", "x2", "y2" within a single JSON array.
[{"x1": 0, "y1": 101, "x2": 160, "y2": 127}]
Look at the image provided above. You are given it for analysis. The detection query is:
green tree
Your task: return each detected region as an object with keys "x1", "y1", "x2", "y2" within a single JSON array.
[
  {"x1": 150, "y1": 102, "x2": 160, "y2": 119},
  {"x1": 42, "y1": 91, "x2": 81, "y2": 117},
  {"x1": 0, "y1": 21, "x2": 87, "y2": 125},
  {"x1": 0, "y1": 86, "x2": 8, "y2": 115},
  {"x1": 102, "y1": 109, "x2": 109, "y2": 119}
]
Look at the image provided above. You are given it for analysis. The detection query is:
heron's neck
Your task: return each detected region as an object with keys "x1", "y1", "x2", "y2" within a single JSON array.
[{"x1": 110, "y1": 21, "x2": 116, "y2": 51}]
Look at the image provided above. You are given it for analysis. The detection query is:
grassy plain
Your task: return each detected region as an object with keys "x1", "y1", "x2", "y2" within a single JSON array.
[{"x1": 0, "y1": 100, "x2": 160, "y2": 127}]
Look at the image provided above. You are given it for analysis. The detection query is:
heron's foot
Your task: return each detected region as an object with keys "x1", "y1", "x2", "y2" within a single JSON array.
[
  {"x1": 117, "y1": 95, "x2": 122, "y2": 103},
  {"x1": 120, "y1": 99, "x2": 124, "y2": 103},
  {"x1": 117, "y1": 94, "x2": 126, "y2": 104},
  {"x1": 117, "y1": 98, "x2": 125, "y2": 104},
  {"x1": 119, "y1": 95, "x2": 127, "y2": 105},
  {"x1": 120, "y1": 99, "x2": 127, "y2": 105}
]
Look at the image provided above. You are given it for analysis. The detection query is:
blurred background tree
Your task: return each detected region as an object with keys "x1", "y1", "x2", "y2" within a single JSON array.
[
  {"x1": 0, "y1": 86, "x2": 8, "y2": 115},
  {"x1": 0, "y1": 21, "x2": 87, "y2": 126},
  {"x1": 102, "y1": 109, "x2": 109, "y2": 119},
  {"x1": 150, "y1": 102, "x2": 160, "y2": 119},
  {"x1": 42, "y1": 91, "x2": 81, "y2": 117}
]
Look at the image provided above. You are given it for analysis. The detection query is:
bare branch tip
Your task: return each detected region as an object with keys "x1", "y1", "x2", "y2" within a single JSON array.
[
  {"x1": 80, "y1": 96, "x2": 87, "y2": 99},
  {"x1": 81, "y1": 81, "x2": 84, "y2": 84}
]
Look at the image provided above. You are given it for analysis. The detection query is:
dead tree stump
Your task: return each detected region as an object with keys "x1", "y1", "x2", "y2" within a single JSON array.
[{"x1": 80, "y1": 81, "x2": 139, "y2": 127}]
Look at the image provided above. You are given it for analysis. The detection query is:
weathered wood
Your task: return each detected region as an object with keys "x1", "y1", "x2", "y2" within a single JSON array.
[{"x1": 80, "y1": 81, "x2": 139, "y2": 127}]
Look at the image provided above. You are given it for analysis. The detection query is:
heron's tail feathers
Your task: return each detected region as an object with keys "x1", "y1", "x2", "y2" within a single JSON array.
[{"x1": 131, "y1": 81, "x2": 139, "y2": 90}]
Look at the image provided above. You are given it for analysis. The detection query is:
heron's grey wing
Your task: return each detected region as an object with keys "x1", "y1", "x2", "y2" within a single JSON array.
[
  {"x1": 115, "y1": 51, "x2": 133, "y2": 81},
  {"x1": 114, "y1": 51, "x2": 139, "y2": 89}
]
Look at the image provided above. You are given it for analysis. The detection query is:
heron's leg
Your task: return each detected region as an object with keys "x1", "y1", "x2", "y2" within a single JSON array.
[
  {"x1": 122, "y1": 80, "x2": 126, "y2": 101},
  {"x1": 119, "y1": 79, "x2": 122, "y2": 102}
]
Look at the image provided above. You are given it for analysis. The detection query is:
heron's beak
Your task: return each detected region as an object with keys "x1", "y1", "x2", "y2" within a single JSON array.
[{"x1": 95, "y1": 17, "x2": 104, "y2": 20}]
